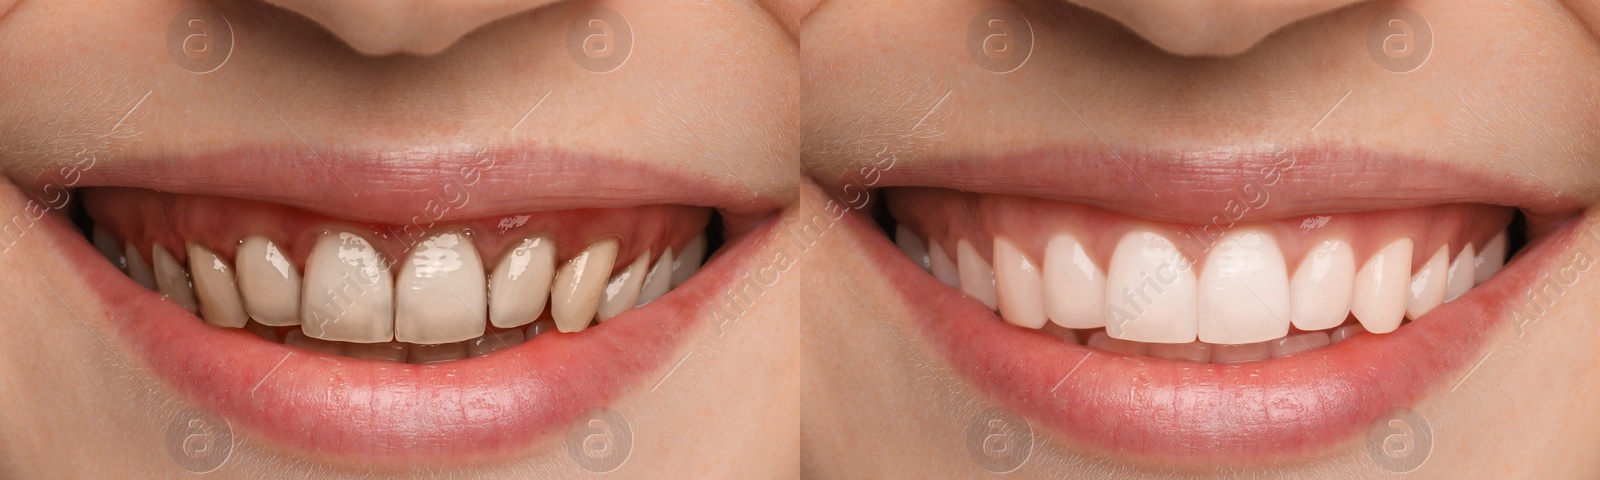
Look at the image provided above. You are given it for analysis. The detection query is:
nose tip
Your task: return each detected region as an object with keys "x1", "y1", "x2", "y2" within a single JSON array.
[
  {"x1": 262, "y1": 0, "x2": 558, "y2": 56},
  {"x1": 1067, "y1": 0, "x2": 1366, "y2": 56}
]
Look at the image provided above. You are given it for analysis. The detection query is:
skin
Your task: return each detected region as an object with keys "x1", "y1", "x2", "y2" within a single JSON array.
[
  {"x1": 803, "y1": 0, "x2": 1600, "y2": 478},
  {"x1": 0, "y1": 0, "x2": 797, "y2": 477}
]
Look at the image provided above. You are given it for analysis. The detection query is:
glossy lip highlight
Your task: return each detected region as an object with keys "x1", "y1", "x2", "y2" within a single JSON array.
[{"x1": 840, "y1": 147, "x2": 1583, "y2": 464}]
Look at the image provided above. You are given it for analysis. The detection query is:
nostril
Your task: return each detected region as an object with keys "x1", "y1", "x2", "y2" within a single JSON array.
[
  {"x1": 260, "y1": 0, "x2": 559, "y2": 56},
  {"x1": 1066, "y1": 0, "x2": 1366, "y2": 57}
]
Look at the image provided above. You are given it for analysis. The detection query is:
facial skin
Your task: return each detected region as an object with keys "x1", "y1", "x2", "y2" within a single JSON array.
[
  {"x1": 0, "y1": 0, "x2": 797, "y2": 477},
  {"x1": 803, "y1": 0, "x2": 1600, "y2": 478}
]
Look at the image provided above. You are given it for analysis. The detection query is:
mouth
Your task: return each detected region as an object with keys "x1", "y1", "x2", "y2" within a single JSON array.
[
  {"x1": 35, "y1": 147, "x2": 781, "y2": 464},
  {"x1": 842, "y1": 146, "x2": 1586, "y2": 464}
]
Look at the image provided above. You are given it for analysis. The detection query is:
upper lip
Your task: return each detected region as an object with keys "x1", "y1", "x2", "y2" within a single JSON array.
[{"x1": 847, "y1": 144, "x2": 1587, "y2": 463}]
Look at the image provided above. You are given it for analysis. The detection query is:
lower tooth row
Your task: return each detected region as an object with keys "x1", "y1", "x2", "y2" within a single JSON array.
[
  {"x1": 897, "y1": 225, "x2": 1510, "y2": 351},
  {"x1": 1053, "y1": 323, "x2": 1370, "y2": 363},
  {"x1": 94, "y1": 228, "x2": 708, "y2": 356},
  {"x1": 254, "y1": 320, "x2": 558, "y2": 363}
]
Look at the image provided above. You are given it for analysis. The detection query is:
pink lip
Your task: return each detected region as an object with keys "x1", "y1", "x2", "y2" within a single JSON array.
[
  {"x1": 35, "y1": 146, "x2": 783, "y2": 463},
  {"x1": 838, "y1": 146, "x2": 1589, "y2": 463}
]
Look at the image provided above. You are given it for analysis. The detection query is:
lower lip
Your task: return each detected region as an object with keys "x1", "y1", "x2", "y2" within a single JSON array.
[
  {"x1": 847, "y1": 209, "x2": 1579, "y2": 463},
  {"x1": 55, "y1": 210, "x2": 776, "y2": 464}
]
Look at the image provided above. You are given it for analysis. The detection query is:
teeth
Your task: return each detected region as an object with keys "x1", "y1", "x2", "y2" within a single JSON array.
[
  {"x1": 895, "y1": 226, "x2": 931, "y2": 271},
  {"x1": 993, "y1": 237, "x2": 1046, "y2": 328},
  {"x1": 1405, "y1": 245, "x2": 1450, "y2": 320},
  {"x1": 152, "y1": 245, "x2": 200, "y2": 314},
  {"x1": 1147, "y1": 342, "x2": 1210, "y2": 363},
  {"x1": 1197, "y1": 229, "x2": 1290, "y2": 344},
  {"x1": 670, "y1": 234, "x2": 706, "y2": 288},
  {"x1": 598, "y1": 252, "x2": 649, "y2": 321},
  {"x1": 467, "y1": 330, "x2": 525, "y2": 357},
  {"x1": 408, "y1": 342, "x2": 467, "y2": 364},
  {"x1": 635, "y1": 249, "x2": 673, "y2": 306},
  {"x1": 526, "y1": 318, "x2": 558, "y2": 338},
  {"x1": 1351, "y1": 238, "x2": 1411, "y2": 334},
  {"x1": 125, "y1": 244, "x2": 158, "y2": 290},
  {"x1": 300, "y1": 231, "x2": 395, "y2": 343},
  {"x1": 956, "y1": 239, "x2": 999, "y2": 309},
  {"x1": 1289, "y1": 239, "x2": 1355, "y2": 331},
  {"x1": 92, "y1": 228, "x2": 125, "y2": 270},
  {"x1": 1444, "y1": 244, "x2": 1476, "y2": 302},
  {"x1": 284, "y1": 330, "x2": 344, "y2": 356},
  {"x1": 187, "y1": 243, "x2": 248, "y2": 328},
  {"x1": 1086, "y1": 331, "x2": 1146, "y2": 356},
  {"x1": 488, "y1": 236, "x2": 557, "y2": 328},
  {"x1": 1269, "y1": 331, "x2": 1331, "y2": 358},
  {"x1": 1475, "y1": 231, "x2": 1508, "y2": 283},
  {"x1": 927, "y1": 240, "x2": 961, "y2": 288},
  {"x1": 1104, "y1": 229, "x2": 1197, "y2": 344},
  {"x1": 344, "y1": 342, "x2": 409, "y2": 362},
  {"x1": 235, "y1": 236, "x2": 303, "y2": 327},
  {"x1": 1043, "y1": 232, "x2": 1106, "y2": 329},
  {"x1": 551, "y1": 238, "x2": 619, "y2": 333},
  {"x1": 1211, "y1": 342, "x2": 1272, "y2": 364},
  {"x1": 395, "y1": 232, "x2": 487, "y2": 344},
  {"x1": 1329, "y1": 323, "x2": 1366, "y2": 343}
]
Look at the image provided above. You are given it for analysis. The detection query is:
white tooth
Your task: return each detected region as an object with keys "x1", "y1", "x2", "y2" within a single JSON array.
[
  {"x1": 395, "y1": 232, "x2": 487, "y2": 345},
  {"x1": 1270, "y1": 331, "x2": 1331, "y2": 358},
  {"x1": 597, "y1": 252, "x2": 649, "y2": 321},
  {"x1": 1351, "y1": 238, "x2": 1411, "y2": 334},
  {"x1": 408, "y1": 342, "x2": 466, "y2": 364},
  {"x1": 1210, "y1": 342, "x2": 1272, "y2": 364},
  {"x1": 187, "y1": 243, "x2": 248, "y2": 328},
  {"x1": 670, "y1": 234, "x2": 706, "y2": 287},
  {"x1": 1043, "y1": 232, "x2": 1106, "y2": 329},
  {"x1": 1198, "y1": 229, "x2": 1290, "y2": 344},
  {"x1": 1147, "y1": 342, "x2": 1210, "y2": 363},
  {"x1": 344, "y1": 342, "x2": 409, "y2": 362},
  {"x1": 551, "y1": 238, "x2": 619, "y2": 333},
  {"x1": 1444, "y1": 244, "x2": 1476, "y2": 302},
  {"x1": 927, "y1": 240, "x2": 961, "y2": 288},
  {"x1": 635, "y1": 249, "x2": 673, "y2": 307},
  {"x1": 895, "y1": 226, "x2": 931, "y2": 271},
  {"x1": 956, "y1": 239, "x2": 999, "y2": 309},
  {"x1": 92, "y1": 228, "x2": 125, "y2": 271},
  {"x1": 1104, "y1": 229, "x2": 1198, "y2": 344},
  {"x1": 488, "y1": 236, "x2": 556, "y2": 328},
  {"x1": 993, "y1": 237, "x2": 1046, "y2": 328},
  {"x1": 1405, "y1": 245, "x2": 1450, "y2": 320},
  {"x1": 283, "y1": 330, "x2": 344, "y2": 356},
  {"x1": 152, "y1": 245, "x2": 199, "y2": 314},
  {"x1": 125, "y1": 244, "x2": 157, "y2": 290},
  {"x1": 1086, "y1": 331, "x2": 1146, "y2": 356},
  {"x1": 467, "y1": 330, "x2": 525, "y2": 357},
  {"x1": 1474, "y1": 231, "x2": 1508, "y2": 284},
  {"x1": 1289, "y1": 239, "x2": 1355, "y2": 331},
  {"x1": 236, "y1": 236, "x2": 303, "y2": 327},
  {"x1": 300, "y1": 231, "x2": 394, "y2": 343}
]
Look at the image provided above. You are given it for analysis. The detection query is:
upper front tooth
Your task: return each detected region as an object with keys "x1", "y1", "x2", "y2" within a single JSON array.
[
  {"x1": 300, "y1": 231, "x2": 395, "y2": 343},
  {"x1": 152, "y1": 245, "x2": 199, "y2": 314},
  {"x1": 670, "y1": 234, "x2": 706, "y2": 288},
  {"x1": 187, "y1": 243, "x2": 248, "y2": 328},
  {"x1": 1405, "y1": 245, "x2": 1450, "y2": 319},
  {"x1": 956, "y1": 239, "x2": 999, "y2": 309},
  {"x1": 895, "y1": 226, "x2": 931, "y2": 271},
  {"x1": 125, "y1": 244, "x2": 157, "y2": 290},
  {"x1": 1444, "y1": 244, "x2": 1476, "y2": 302},
  {"x1": 395, "y1": 232, "x2": 487, "y2": 344},
  {"x1": 488, "y1": 236, "x2": 556, "y2": 328},
  {"x1": 1043, "y1": 232, "x2": 1106, "y2": 329},
  {"x1": 635, "y1": 249, "x2": 673, "y2": 307},
  {"x1": 1198, "y1": 229, "x2": 1290, "y2": 344},
  {"x1": 1351, "y1": 238, "x2": 1411, "y2": 334},
  {"x1": 597, "y1": 251, "x2": 649, "y2": 321},
  {"x1": 993, "y1": 237, "x2": 1046, "y2": 328},
  {"x1": 927, "y1": 240, "x2": 961, "y2": 288},
  {"x1": 1290, "y1": 238, "x2": 1355, "y2": 331},
  {"x1": 551, "y1": 238, "x2": 620, "y2": 333},
  {"x1": 1475, "y1": 231, "x2": 1508, "y2": 283},
  {"x1": 1105, "y1": 229, "x2": 1198, "y2": 344},
  {"x1": 235, "y1": 236, "x2": 302, "y2": 327}
]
